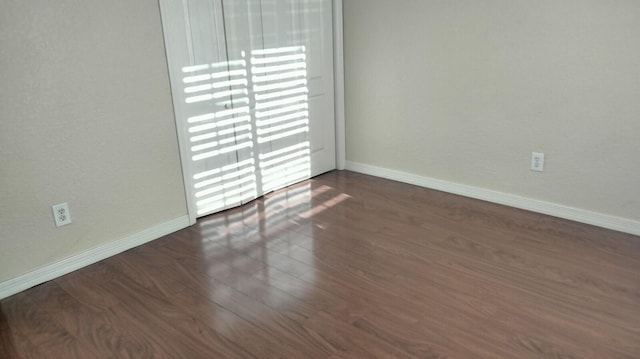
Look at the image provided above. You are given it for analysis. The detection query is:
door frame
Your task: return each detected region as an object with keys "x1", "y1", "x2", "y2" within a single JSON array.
[
  {"x1": 334, "y1": 0, "x2": 346, "y2": 172},
  {"x1": 160, "y1": 0, "x2": 346, "y2": 225}
]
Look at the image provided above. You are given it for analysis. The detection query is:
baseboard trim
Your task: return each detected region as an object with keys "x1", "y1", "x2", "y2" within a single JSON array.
[
  {"x1": 345, "y1": 161, "x2": 640, "y2": 236},
  {"x1": 0, "y1": 215, "x2": 190, "y2": 300}
]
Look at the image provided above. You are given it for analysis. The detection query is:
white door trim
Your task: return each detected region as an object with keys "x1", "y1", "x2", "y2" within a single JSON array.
[
  {"x1": 158, "y1": 0, "x2": 199, "y2": 225},
  {"x1": 333, "y1": 0, "x2": 346, "y2": 170}
]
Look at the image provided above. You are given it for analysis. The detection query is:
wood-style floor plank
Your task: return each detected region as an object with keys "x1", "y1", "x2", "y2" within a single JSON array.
[{"x1": 2, "y1": 170, "x2": 639, "y2": 358}]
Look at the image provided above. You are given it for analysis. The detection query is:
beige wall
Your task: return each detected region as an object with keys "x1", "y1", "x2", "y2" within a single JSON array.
[
  {"x1": 0, "y1": 0, "x2": 187, "y2": 282},
  {"x1": 344, "y1": 0, "x2": 640, "y2": 222}
]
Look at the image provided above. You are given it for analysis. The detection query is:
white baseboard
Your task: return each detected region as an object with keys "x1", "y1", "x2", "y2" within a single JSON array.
[
  {"x1": 345, "y1": 161, "x2": 640, "y2": 236},
  {"x1": 0, "y1": 215, "x2": 190, "y2": 300}
]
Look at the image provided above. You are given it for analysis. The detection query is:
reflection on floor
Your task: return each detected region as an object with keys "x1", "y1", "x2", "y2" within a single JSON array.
[{"x1": 2, "y1": 170, "x2": 640, "y2": 358}]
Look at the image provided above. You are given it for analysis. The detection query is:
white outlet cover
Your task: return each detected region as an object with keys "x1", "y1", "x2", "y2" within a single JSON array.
[
  {"x1": 531, "y1": 152, "x2": 545, "y2": 172},
  {"x1": 52, "y1": 202, "x2": 72, "y2": 227}
]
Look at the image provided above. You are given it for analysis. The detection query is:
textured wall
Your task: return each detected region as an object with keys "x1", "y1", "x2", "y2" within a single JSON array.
[
  {"x1": 344, "y1": 0, "x2": 640, "y2": 221},
  {"x1": 0, "y1": 0, "x2": 187, "y2": 281}
]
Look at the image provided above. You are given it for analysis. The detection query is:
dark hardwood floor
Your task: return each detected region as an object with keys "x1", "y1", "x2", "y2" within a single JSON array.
[{"x1": 2, "y1": 170, "x2": 639, "y2": 358}]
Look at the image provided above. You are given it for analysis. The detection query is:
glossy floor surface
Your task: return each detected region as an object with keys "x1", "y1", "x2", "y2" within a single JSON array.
[{"x1": 2, "y1": 171, "x2": 640, "y2": 358}]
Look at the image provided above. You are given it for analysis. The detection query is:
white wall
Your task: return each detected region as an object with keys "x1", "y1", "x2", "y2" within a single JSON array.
[
  {"x1": 0, "y1": 0, "x2": 187, "y2": 283},
  {"x1": 344, "y1": 0, "x2": 640, "y2": 224}
]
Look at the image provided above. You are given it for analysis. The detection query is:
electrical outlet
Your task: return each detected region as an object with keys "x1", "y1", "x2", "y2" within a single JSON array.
[
  {"x1": 531, "y1": 152, "x2": 545, "y2": 172},
  {"x1": 52, "y1": 202, "x2": 72, "y2": 227}
]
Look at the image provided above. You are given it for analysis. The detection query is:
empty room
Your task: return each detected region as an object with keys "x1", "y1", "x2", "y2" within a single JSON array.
[{"x1": 1, "y1": 0, "x2": 639, "y2": 358}]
